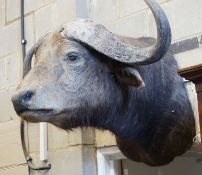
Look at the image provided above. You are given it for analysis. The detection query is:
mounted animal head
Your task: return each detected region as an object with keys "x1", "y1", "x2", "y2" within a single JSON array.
[{"x1": 11, "y1": 0, "x2": 171, "y2": 131}]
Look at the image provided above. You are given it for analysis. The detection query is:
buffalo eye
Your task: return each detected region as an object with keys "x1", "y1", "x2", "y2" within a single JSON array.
[{"x1": 63, "y1": 52, "x2": 80, "y2": 62}]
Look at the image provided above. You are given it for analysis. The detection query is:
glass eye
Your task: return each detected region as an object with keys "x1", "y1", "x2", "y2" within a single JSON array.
[{"x1": 64, "y1": 52, "x2": 80, "y2": 62}]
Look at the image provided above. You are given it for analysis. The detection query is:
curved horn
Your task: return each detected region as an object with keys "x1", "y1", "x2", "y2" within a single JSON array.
[
  {"x1": 23, "y1": 33, "x2": 49, "y2": 77},
  {"x1": 62, "y1": 0, "x2": 171, "y2": 65},
  {"x1": 23, "y1": 42, "x2": 40, "y2": 77}
]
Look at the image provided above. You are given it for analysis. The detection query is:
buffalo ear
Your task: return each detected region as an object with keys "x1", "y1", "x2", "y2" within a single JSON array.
[{"x1": 116, "y1": 67, "x2": 145, "y2": 89}]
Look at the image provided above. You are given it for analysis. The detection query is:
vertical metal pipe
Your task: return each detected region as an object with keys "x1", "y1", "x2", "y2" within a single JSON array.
[
  {"x1": 21, "y1": 0, "x2": 26, "y2": 60},
  {"x1": 20, "y1": 0, "x2": 51, "y2": 171},
  {"x1": 20, "y1": 0, "x2": 29, "y2": 173}
]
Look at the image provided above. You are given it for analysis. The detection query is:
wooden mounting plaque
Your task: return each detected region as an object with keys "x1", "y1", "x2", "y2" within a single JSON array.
[{"x1": 178, "y1": 64, "x2": 202, "y2": 146}]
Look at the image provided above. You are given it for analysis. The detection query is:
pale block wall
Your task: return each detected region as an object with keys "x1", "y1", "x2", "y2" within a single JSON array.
[
  {"x1": 0, "y1": 0, "x2": 26, "y2": 173},
  {"x1": 0, "y1": 0, "x2": 96, "y2": 175},
  {"x1": 89, "y1": 0, "x2": 202, "y2": 41}
]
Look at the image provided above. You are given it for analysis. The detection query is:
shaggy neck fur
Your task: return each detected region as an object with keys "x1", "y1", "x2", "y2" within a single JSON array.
[
  {"x1": 91, "y1": 56, "x2": 195, "y2": 166},
  {"x1": 54, "y1": 54, "x2": 195, "y2": 166}
]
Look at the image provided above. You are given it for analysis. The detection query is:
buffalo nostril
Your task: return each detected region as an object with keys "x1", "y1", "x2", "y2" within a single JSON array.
[
  {"x1": 21, "y1": 91, "x2": 34, "y2": 103},
  {"x1": 11, "y1": 90, "x2": 35, "y2": 114}
]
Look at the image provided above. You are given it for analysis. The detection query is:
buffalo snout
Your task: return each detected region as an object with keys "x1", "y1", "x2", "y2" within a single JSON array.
[{"x1": 11, "y1": 90, "x2": 35, "y2": 114}]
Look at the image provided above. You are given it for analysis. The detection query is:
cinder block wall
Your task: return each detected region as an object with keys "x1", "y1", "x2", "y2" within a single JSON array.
[
  {"x1": 0, "y1": 0, "x2": 96, "y2": 175},
  {"x1": 0, "y1": 0, "x2": 202, "y2": 175}
]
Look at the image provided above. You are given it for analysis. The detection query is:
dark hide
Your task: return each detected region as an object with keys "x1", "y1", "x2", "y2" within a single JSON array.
[
  {"x1": 50, "y1": 37, "x2": 195, "y2": 166},
  {"x1": 12, "y1": 34, "x2": 195, "y2": 166}
]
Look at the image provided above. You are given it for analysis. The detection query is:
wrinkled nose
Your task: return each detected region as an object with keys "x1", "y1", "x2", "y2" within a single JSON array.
[{"x1": 11, "y1": 90, "x2": 34, "y2": 114}]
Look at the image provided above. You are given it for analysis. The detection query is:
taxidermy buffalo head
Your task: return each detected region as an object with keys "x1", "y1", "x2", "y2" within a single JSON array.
[{"x1": 12, "y1": 0, "x2": 195, "y2": 166}]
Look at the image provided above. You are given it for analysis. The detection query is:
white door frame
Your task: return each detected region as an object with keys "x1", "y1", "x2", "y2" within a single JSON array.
[{"x1": 97, "y1": 146, "x2": 125, "y2": 175}]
